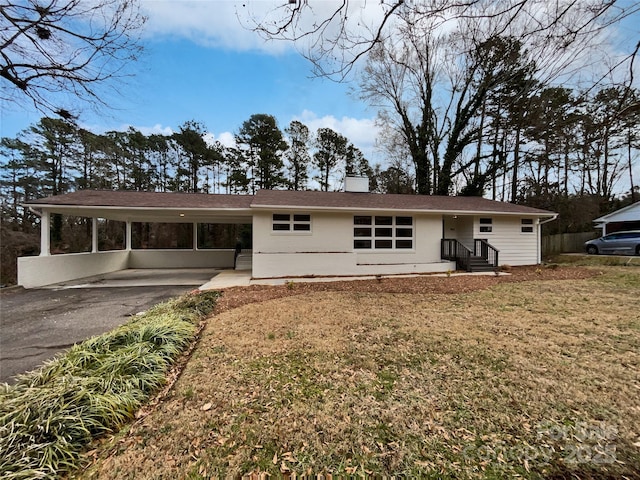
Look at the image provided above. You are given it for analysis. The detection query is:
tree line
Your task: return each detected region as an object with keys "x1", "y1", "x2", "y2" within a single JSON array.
[
  {"x1": 2, "y1": 77, "x2": 639, "y2": 238},
  {"x1": 360, "y1": 27, "x2": 640, "y2": 204},
  {"x1": 0, "y1": 114, "x2": 373, "y2": 231}
]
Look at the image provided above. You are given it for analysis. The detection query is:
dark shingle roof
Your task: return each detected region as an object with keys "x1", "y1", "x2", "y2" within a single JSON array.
[
  {"x1": 26, "y1": 190, "x2": 254, "y2": 209},
  {"x1": 25, "y1": 189, "x2": 555, "y2": 215},
  {"x1": 252, "y1": 190, "x2": 554, "y2": 215}
]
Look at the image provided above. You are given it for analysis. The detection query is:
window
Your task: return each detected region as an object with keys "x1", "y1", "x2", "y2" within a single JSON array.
[
  {"x1": 375, "y1": 216, "x2": 393, "y2": 225},
  {"x1": 619, "y1": 232, "x2": 640, "y2": 239},
  {"x1": 272, "y1": 213, "x2": 311, "y2": 232},
  {"x1": 479, "y1": 217, "x2": 493, "y2": 233},
  {"x1": 353, "y1": 216, "x2": 413, "y2": 249},
  {"x1": 354, "y1": 239, "x2": 372, "y2": 249},
  {"x1": 521, "y1": 218, "x2": 534, "y2": 233}
]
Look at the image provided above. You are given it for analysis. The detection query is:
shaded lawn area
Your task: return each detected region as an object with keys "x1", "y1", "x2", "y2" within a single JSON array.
[{"x1": 80, "y1": 267, "x2": 640, "y2": 479}]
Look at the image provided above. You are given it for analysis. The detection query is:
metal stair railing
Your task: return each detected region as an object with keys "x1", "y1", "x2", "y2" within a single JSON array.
[
  {"x1": 441, "y1": 239, "x2": 472, "y2": 272},
  {"x1": 473, "y1": 239, "x2": 499, "y2": 269}
]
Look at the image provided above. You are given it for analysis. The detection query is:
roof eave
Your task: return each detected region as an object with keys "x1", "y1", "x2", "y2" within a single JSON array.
[
  {"x1": 250, "y1": 204, "x2": 555, "y2": 216},
  {"x1": 593, "y1": 201, "x2": 640, "y2": 223},
  {"x1": 23, "y1": 204, "x2": 253, "y2": 212}
]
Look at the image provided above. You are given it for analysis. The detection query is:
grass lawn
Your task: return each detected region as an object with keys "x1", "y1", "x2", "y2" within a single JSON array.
[{"x1": 79, "y1": 267, "x2": 640, "y2": 479}]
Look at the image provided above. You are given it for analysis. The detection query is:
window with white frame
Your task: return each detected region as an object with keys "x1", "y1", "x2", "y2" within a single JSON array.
[
  {"x1": 272, "y1": 213, "x2": 311, "y2": 232},
  {"x1": 479, "y1": 217, "x2": 493, "y2": 233},
  {"x1": 521, "y1": 218, "x2": 534, "y2": 233},
  {"x1": 353, "y1": 215, "x2": 413, "y2": 249}
]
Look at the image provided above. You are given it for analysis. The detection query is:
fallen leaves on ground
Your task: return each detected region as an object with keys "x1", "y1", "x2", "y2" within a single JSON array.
[{"x1": 78, "y1": 266, "x2": 640, "y2": 480}]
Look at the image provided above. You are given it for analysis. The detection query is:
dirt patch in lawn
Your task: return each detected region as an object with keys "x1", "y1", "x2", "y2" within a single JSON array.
[
  {"x1": 213, "y1": 265, "x2": 598, "y2": 314},
  {"x1": 78, "y1": 266, "x2": 640, "y2": 479}
]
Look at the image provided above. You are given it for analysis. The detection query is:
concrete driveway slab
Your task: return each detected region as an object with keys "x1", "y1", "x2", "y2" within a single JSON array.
[{"x1": 45, "y1": 268, "x2": 220, "y2": 289}]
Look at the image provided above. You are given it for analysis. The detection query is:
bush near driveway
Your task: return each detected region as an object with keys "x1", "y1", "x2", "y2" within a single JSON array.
[{"x1": 0, "y1": 290, "x2": 219, "y2": 480}]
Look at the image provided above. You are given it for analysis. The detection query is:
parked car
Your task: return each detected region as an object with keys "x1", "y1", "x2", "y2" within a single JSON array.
[{"x1": 584, "y1": 231, "x2": 640, "y2": 255}]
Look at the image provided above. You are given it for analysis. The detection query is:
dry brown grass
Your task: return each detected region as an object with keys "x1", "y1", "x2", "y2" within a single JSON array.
[{"x1": 78, "y1": 266, "x2": 640, "y2": 479}]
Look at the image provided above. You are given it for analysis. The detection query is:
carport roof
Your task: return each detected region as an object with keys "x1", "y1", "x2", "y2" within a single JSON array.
[
  {"x1": 25, "y1": 190, "x2": 254, "y2": 223},
  {"x1": 593, "y1": 201, "x2": 640, "y2": 224},
  {"x1": 26, "y1": 190, "x2": 254, "y2": 209}
]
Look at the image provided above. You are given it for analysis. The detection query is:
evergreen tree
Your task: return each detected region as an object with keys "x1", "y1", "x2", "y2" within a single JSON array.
[
  {"x1": 172, "y1": 121, "x2": 216, "y2": 193},
  {"x1": 284, "y1": 120, "x2": 311, "y2": 190},
  {"x1": 236, "y1": 114, "x2": 288, "y2": 191},
  {"x1": 313, "y1": 127, "x2": 348, "y2": 191}
]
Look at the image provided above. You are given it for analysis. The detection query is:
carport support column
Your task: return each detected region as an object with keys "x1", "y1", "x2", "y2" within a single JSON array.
[
  {"x1": 92, "y1": 217, "x2": 98, "y2": 253},
  {"x1": 126, "y1": 221, "x2": 132, "y2": 250},
  {"x1": 193, "y1": 222, "x2": 198, "y2": 250},
  {"x1": 39, "y1": 210, "x2": 50, "y2": 256}
]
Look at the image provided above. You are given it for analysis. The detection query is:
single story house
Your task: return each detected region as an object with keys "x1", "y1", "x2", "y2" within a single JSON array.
[
  {"x1": 593, "y1": 201, "x2": 640, "y2": 235},
  {"x1": 19, "y1": 177, "x2": 557, "y2": 288}
]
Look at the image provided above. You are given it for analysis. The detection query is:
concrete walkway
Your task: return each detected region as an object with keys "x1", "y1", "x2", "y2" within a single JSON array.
[
  {"x1": 33, "y1": 266, "x2": 510, "y2": 291},
  {"x1": 199, "y1": 269, "x2": 509, "y2": 289},
  {"x1": 199, "y1": 270, "x2": 252, "y2": 289}
]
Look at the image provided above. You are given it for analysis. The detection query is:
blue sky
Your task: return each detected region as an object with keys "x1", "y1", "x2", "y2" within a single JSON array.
[
  {"x1": 1, "y1": 0, "x2": 638, "y2": 186},
  {"x1": 0, "y1": 1, "x2": 381, "y2": 161}
]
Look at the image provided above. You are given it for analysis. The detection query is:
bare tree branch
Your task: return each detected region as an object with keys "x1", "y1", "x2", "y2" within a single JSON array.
[
  {"x1": 0, "y1": 0, "x2": 146, "y2": 117},
  {"x1": 249, "y1": 0, "x2": 640, "y2": 82}
]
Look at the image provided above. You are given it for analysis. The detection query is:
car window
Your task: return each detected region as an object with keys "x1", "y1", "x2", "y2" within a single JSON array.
[
  {"x1": 619, "y1": 232, "x2": 640, "y2": 239},
  {"x1": 604, "y1": 234, "x2": 620, "y2": 240}
]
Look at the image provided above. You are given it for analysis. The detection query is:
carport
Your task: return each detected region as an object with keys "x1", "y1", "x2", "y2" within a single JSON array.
[
  {"x1": 593, "y1": 201, "x2": 640, "y2": 235},
  {"x1": 20, "y1": 190, "x2": 254, "y2": 288}
]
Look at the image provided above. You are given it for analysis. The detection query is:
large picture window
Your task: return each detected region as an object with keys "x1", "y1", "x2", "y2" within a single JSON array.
[
  {"x1": 353, "y1": 216, "x2": 413, "y2": 249},
  {"x1": 272, "y1": 213, "x2": 311, "y2": 232}
]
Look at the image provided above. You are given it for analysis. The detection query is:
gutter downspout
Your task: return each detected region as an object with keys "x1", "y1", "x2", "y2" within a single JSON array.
[
  {"x1": 539, "y1": 214, "x2": 559, "y2": 226},
  {"x1": 28, "y1": 206, "x2": 41, "y2": 218},
  {"x1": 538, "y1": 214, "x2": 559, "y2": 263}
]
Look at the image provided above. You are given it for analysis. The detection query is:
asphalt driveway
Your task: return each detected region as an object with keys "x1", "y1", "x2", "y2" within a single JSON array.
[{"x1": 0, "y1": 269, "x2": 219, "y2": 384}]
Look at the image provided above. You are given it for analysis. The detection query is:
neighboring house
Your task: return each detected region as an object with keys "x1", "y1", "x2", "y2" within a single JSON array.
[
  {"x1": 593, "y1": 201, "x2": 640, "y2": 235},
  {"x1": 19, "y1": 178, "x2": 557, "y2": 288}
]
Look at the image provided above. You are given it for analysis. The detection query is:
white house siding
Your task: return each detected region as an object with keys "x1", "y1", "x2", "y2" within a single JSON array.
[
  {"x1": 128, "y1": 250, "x2": 234, "y2": 269},
  {"x1": 253, "y1": 210, "x2": 352, "y2": 253},
  {"x1": 597, "y1": 202, "x2": 640, "y2": 224},
  {"x1": 474, "y1": 216, "x2": 539, "y2": 266},
  {"x1": 18, "y1": 250, "x2": 130, "y2": 288},
  {"x1": 613, "y1": 202, "x2": 640, "y2": 222},
  {"x1": 252, "y1": 210, "x2": 453, "y2": 278},
  {"x1": 443, "y1": 216, "x2": 474, "y2": 250}
]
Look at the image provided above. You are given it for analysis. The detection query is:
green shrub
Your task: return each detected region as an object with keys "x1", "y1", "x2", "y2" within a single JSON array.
[{"x1": 0, "y1": 290, "x2": 220, "y2": 479}]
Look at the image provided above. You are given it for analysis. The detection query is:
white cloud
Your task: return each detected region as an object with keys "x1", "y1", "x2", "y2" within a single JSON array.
[
  {"x1": 77, "y1": 122, "x2": 175, "y2": 136},
  {"x1": 140, "y1": 0, "x2": 388, "y2": 56},
  {"x1": 129, "y1": 123, "x2": 174, "y2": 136},
  {"x1": 141, "y1": 1, "x2": 291, "y2": 53},
  {"x1": 292, "y1": 109, "x2": 380, "y2": 161},
  {"x1": 216, "y1": 131, "x2": 236, "y2": 148},
  {"x1": 204, "y1": 131, "x2": 236, "y2": 149}
]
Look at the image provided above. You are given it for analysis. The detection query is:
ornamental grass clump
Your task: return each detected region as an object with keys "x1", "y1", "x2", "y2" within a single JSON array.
[{"x1": 0, "y1": 290, "x2": 219, "y2": 480}]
